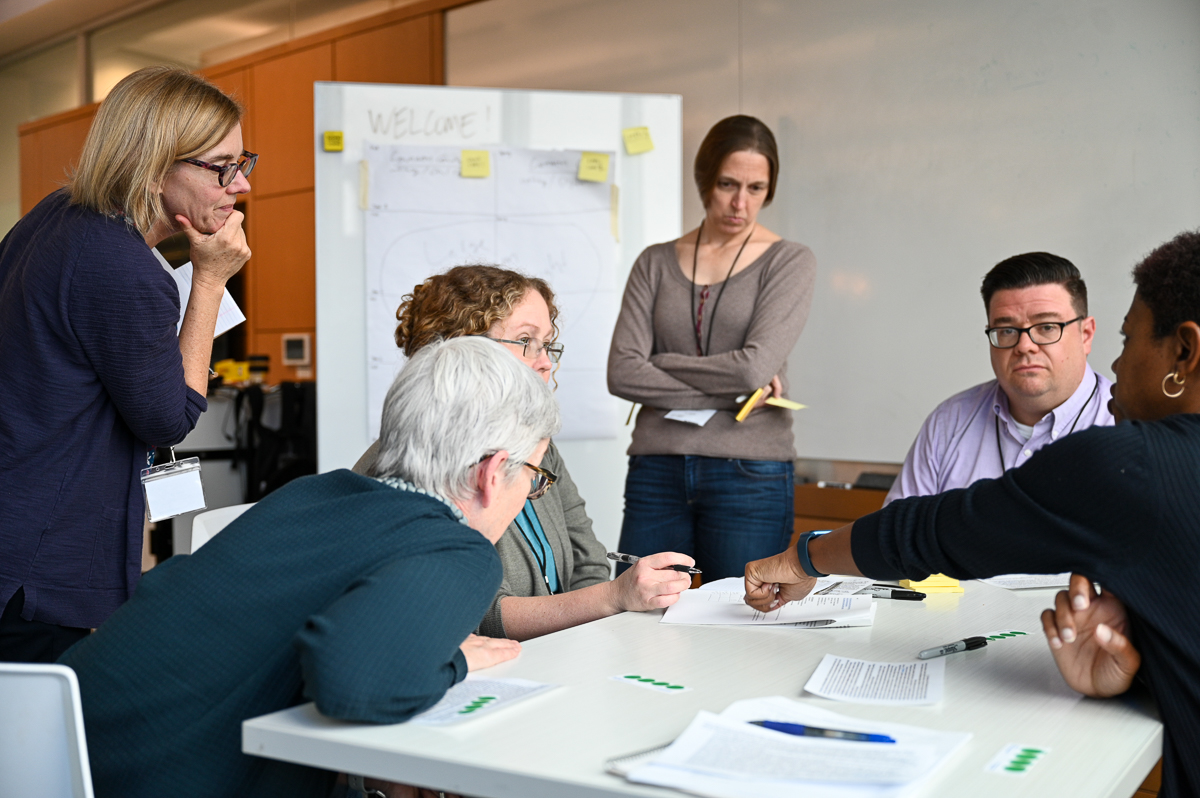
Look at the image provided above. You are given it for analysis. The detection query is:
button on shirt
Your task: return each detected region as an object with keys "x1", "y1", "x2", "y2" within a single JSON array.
[{"x1": 885, "y1": 364, "x2": 1114, "y2": 505}]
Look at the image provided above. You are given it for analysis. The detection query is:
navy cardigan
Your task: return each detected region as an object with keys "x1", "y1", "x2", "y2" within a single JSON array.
[{"x1": 0, "y1": 190, "x2": 205, "y2": 628}]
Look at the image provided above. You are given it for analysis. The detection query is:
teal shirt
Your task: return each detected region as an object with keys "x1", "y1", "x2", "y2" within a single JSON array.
[{"x1": 60, "y1": 470, "x2": 502, "y2": 798}]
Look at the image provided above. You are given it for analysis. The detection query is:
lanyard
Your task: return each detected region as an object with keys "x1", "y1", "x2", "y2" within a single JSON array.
[
  {"x1": 690, "y1": 220, "x2": 756, "y2": 357},
  {"x1": 995, "y1": 373, "x2": 1099, "y2": 469},
  {"x1": 515, "y1": 503, "x2": 558, "y2": 595}
]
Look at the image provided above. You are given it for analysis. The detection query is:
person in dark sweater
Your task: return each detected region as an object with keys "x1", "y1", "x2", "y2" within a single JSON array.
[
  {"x1": 59, "y1": 337, "x2": 558, "y2": 798},
  {"x1": 743, "y1": 229, "x2": 1200, "y2": 798},
  {"x1": 0, "y1": 66, "x2": 254, "y2": 662}
]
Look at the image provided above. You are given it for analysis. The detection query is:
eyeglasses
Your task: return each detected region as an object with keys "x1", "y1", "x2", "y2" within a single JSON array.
[
  {"x1": 523, "y1": 461, "x2": 558, "y2": 500},
  {"x1": 486, "y1": 336, "x2": 564, "y2": 364},
  {"x1": 985, "y1": 316, "x2": 1085, "y2": 349},
  {"x1": 180, "y1": 150, "x2": 258, "y2": 187},
  {"x1": 475, "y1": 454, "x2": 559, "y2": 499}
]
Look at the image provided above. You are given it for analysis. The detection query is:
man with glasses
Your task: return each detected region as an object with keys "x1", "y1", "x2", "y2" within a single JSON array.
[{"x1": 885, "y1": 253, "x2": 1114, "y2": 504}]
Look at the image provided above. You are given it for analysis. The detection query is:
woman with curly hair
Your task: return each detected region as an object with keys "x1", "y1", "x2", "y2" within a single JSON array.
[{"x1": 354, "y1": 265, "x2": 693, "y2": 641}]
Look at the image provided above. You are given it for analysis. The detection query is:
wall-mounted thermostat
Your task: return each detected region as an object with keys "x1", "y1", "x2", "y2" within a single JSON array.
[{"x1": 281, "y1": 333, "x2": 311, "y2": 367}]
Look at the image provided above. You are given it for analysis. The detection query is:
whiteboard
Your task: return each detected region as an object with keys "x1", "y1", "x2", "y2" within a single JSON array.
[
  {"x1": 315, "y1": 83, "x2": 681, "y2": 473},
  {"x1": 446, "y1": 0, "x2": 1200, "y2": 464},
  {"x1": 362, "y1": 143, "x2": 618, "y2": 440}
]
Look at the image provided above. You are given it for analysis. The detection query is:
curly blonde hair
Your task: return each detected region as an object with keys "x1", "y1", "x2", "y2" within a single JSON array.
[{"x1": 395, "y1": 265, "x2": 560, "y2": 357}]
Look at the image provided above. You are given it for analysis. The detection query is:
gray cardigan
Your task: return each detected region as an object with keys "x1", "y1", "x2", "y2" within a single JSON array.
[
  {"x1": 352, "y1": 440, "x2": 611, "y2": 638},
  {"x1": 607, "y1": 239, "x2": 816, "y2": 461}
]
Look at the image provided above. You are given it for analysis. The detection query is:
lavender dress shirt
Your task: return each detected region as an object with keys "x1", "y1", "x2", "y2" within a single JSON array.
[{"x1": 884, "y1": 364, "x2": 1114, "y2": 505}]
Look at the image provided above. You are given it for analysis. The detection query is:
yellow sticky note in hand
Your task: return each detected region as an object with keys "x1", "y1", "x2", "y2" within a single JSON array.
[
  {"x1": 578, "y1": 152, "x2": 610, "y2": 183},
  {"x1": 461, "y1": 150, "x2": 490, "y2": 178},
  {"x1": 765, "y1": 397, "x2": 806, "y2": 411},
  {"x1": 622, "y1": 126, "x2": 654, "y2": 155}
]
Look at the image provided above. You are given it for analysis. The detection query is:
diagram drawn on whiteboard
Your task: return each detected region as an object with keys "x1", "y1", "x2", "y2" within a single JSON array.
[{"x1": 363, "y1": 143, "x2": 619, "y2": 441}]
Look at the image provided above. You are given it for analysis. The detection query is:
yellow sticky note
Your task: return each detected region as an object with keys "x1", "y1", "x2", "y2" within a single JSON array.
[
  {"x1": 322, "y1": 131, "x2": 344, "y2": 152},
  {"x1": 461, "y1": 150, "x2": 490, "y2": 178},
  {"x1": 765, "y1": 397, "x2": 806, "y2": 411},
  {"x1": 578, "y1": 152, "x2": 610, "y2": 183},
  {"x1": 622, "y1": 126, "x2": 654, "y2": 155}
]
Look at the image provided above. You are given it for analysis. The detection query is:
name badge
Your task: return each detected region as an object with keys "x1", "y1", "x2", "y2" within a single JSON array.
[{"x1": 140, "y1": 452, "x2": 206, "y2": 521}]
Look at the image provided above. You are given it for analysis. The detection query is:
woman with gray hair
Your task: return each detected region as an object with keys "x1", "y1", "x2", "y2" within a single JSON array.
[
  {"x1": 61, "y1": 336, "x2": 557, "y2": 798},
  {"x1": 0, "y1": 66, "x2": 254, "y2": 662}
]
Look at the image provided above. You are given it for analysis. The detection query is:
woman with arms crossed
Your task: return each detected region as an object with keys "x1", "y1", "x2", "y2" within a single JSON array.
[
  {"x1": 0, "y1": 66, "x2": 253, "y2": 662},
  {"x1": 608, "y1": 115, "x2": 817, "y2": 580},
  {"x1": 745, "y1": 230, "x2": 1200, "y2": 798},
  {"x1": 354, "y1": 265, "x2": 692, "y2": 641}
]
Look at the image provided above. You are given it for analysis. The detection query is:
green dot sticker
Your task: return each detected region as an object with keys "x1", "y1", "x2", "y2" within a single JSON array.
[
  {"x1": 984, "y1": 629, "x2": 1030, "y2": 641},
  {"x1": 611, "y1": 674, "x2": 692, "y2": 693},
  {"x1": 987, "y1": 743, "x2": 1048, "y2": 775}
]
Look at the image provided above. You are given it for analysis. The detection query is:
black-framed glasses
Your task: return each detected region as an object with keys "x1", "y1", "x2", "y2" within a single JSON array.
[
  {"x1": 485, "y1": 336, "x2": 564, "y2": 364},
  {"x1": 475, "y1": 454, "x2": 559, "y2": 499},
  {"x1": 181, "y1": 150, "x2": 258, "y2": 187},
  {"x1": 985, "y1": 316, "x2": 1085, "y2": 349}
]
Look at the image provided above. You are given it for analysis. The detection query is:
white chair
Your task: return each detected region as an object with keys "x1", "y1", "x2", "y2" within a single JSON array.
[
  {"x1": 0, "y1": 663, "x2": 94, "y2": 798},
  {"x1": 188, "y1": 502, "x2": 255, "y2": 553}
]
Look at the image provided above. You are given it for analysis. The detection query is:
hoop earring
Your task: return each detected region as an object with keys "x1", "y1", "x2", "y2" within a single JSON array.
[{"x1": 1163, "y1": 371, "x2": 1186, "y2": 398}]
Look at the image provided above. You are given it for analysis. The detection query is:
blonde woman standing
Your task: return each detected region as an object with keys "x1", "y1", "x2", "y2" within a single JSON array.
[{"x1": 0, "y1": 66, "x2": 255, "y2": 661}]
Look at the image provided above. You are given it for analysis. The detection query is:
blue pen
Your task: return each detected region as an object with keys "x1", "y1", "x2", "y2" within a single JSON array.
[{"x1": 749, "y1": 721, "x2": 896, "y2": 744}]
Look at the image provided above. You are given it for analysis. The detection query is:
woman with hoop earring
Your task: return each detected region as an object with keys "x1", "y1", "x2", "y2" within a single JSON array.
[{"x1": 607, "y1": 115, "x2": 817, "y2": 580}]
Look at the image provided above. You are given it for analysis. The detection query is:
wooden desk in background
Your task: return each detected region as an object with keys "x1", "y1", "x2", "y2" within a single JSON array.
[{"x1": 792, "y1": 482, "x2": 888, "y2": 547}]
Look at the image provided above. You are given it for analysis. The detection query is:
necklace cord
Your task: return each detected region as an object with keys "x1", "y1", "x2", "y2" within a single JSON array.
[
  {"x1": 691, "y1": 219, "x2": 756, "y2": 356},
  {"x1": 994, "y1": 373, "x2": 1100, "y2": 468}
]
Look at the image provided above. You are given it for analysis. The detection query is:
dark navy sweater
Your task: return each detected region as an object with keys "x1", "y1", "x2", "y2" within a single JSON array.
[
  {"x1": 0, "y1": 190, "x2": 205, "y2": 629},
  {"x1": 854, "y1": 414, "x2": 1200, "y2": 798},
  {"x1": 61, "y1": 471, "x2": 503, "y2": 798}
]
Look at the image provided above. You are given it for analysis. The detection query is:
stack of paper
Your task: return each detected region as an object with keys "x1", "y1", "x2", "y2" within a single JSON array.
[
  {"x1": 979, "y1": 573, "x2": 1071, "y2": 590},
  {"x1": 687, "y1": 577, "x2": 876, "y2": 628},
  {"x1": 618, "y1": 696, "x2": 970, "y2": 798},
  {"x1": 661, "y1": 590, "x2": 873, "y2": 628}
]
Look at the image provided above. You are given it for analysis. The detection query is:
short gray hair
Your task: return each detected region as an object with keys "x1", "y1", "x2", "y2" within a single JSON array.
[{"x1": 370, "y1": 336, "x2": 561, "y2": 501}]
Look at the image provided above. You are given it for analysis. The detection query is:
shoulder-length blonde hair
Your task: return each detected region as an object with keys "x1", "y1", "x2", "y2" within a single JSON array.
[
  {"x1": 68, "y1": 66, "x2": 243, "y2": 234},
  {"x1": 395, "y1": 265, "x2": 560, "y2": 357}
]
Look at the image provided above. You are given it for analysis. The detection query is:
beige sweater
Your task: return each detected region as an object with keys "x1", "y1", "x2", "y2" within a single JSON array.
[{"x1": 607, "y1": 239, "x2": 816, "y2": 461}]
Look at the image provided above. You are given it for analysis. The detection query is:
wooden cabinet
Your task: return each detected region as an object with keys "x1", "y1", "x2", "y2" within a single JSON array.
[
  {"x1": 792, "y1": 484, "x2": 887, "y2": 547},
  {"x1": 250, "y1": 45, "x2": 332, "y2": 198},
  {"x1": 18, "y1": 105, "x2": 97, "y2": 214},
  {"x1": 335, "y1": 14, "x2": 443, "y2": 85}
]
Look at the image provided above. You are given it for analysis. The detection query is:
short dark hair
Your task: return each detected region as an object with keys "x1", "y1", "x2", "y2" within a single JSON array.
[
  {"x1": 1133, "y1": 230, "x2": 1200, "y2": 338},
  {"x1": 693, "y1": 115, "x2": 778, "y2": 208},
  {"x1": 980, "y1": 252, "x2": 1088, "y2": 317}
]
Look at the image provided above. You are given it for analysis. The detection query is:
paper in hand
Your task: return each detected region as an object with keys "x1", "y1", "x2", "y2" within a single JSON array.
[{"x1": 153, "y1": 248, "x2": 245, "y2": 338}]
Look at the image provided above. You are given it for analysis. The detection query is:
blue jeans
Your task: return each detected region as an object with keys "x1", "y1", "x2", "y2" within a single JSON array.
[{"x1": 617, "y1": 455, "x2": 794, "y2": 581}]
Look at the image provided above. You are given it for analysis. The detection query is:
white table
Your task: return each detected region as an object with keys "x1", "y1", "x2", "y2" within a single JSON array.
[{"x1": 243, "y1": 581, "x2": 1161, "y2": 797}]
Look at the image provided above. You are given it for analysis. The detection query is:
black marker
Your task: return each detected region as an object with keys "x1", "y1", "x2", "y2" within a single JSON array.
[
  {"x1": 607, "y1": 551, "x2": 701, "y2": 575},
  {"x1": 918, "y1": 636, "x2": 988, "y2": 659}
]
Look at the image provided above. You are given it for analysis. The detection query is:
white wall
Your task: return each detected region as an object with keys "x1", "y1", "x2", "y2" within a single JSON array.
[{"x1": 448, "y1": 0, "x2": 1200, "y2": 549}]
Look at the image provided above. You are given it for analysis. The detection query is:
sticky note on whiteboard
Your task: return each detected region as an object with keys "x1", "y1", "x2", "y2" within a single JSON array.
[
  {"x1": 322, "y1": 131, "x2": 344, "y2": 152},
  {"x1": 622, "y1": 126, "x2": 654, "y2": 155},
  {"x1": 461, "y1": 150, "x2": 490, "y2": 178},
  {"x1": 578, "y1": 152, "x2": 610, "y2": 183}
]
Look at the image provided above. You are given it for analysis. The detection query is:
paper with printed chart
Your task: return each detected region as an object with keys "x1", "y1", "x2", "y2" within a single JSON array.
[
  {"x1": 363, "y1": 143, "x2": 618, "y2": 441},
  {"x1": 409, "y1": 677, "x2": 557, "y2": 726}
]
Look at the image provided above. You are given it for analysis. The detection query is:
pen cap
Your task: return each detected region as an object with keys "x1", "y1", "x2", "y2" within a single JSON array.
[{"x1": 963, "y1": 637, "x2": 988, "y2": 651}]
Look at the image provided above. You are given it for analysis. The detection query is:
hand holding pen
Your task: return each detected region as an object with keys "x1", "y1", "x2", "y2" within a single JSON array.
[{"x1": 607, "y1": 552, "x2": 696, "y2": 612}]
